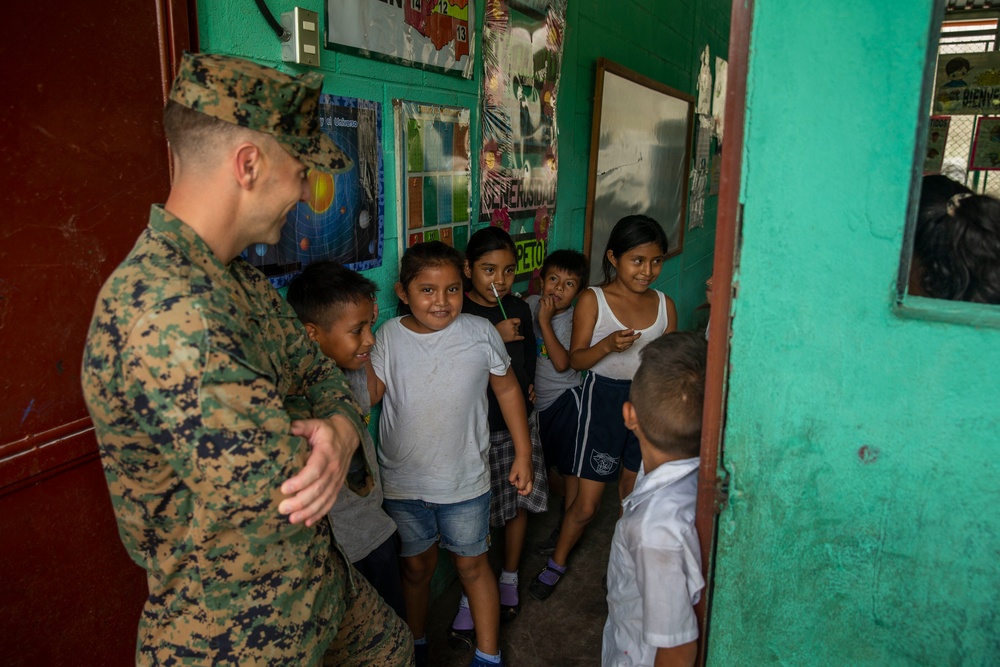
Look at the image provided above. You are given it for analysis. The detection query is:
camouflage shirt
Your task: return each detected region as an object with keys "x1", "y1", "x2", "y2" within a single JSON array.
[{"x1": 81, "y1": 205, "x2": 366, "y2": 665}]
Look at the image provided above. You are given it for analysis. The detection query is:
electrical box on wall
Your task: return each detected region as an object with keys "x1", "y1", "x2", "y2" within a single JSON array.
[{"x1": 281, "y1": 7, "x2": 320, "y2": 67}]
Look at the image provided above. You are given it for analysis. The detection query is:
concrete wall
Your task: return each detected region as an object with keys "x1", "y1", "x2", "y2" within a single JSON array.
[
  {"x1": 708, "y1": 2, "x2": 1000, "y2": 664},
  {"x1": 196, "y1": 0, "x2": 729, "y2": 329}
]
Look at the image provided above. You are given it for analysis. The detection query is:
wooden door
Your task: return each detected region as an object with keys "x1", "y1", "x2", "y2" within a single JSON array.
[{"x1": 0, "y1": 1, "x2": 195, "y2": 664}]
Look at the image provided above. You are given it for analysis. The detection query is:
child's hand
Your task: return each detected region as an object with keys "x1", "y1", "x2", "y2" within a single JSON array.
[
  {"x1": 509, "y1": 456, "x2": 534, "y2": 496},
  {"x1": 495, "y1": 317, "x2": 523, "y2": 343},
  {"x1": 603, "y1": 328, "x2": 641, "y2": 354},
  {"x1": 528, "y1": 383, "x2": 536, "y2": 404},
  {"x1": 537, "y1": 295, "x2": 556, "y2": 322}
]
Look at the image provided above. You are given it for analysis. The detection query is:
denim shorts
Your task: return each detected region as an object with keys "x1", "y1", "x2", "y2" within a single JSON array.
[{"x1": 383, "y1": 491, "x2": 491, "y2": 558}]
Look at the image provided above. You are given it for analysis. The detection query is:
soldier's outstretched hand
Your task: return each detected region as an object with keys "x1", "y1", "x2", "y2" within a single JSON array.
[{"x1": 278, "y1": 415, "x2": 360, "y2": 526}]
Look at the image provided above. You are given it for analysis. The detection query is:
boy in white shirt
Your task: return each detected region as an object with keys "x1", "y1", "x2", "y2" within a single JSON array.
[{"x1": 602, "y1": 332, "x2": 707, "y2": 667}]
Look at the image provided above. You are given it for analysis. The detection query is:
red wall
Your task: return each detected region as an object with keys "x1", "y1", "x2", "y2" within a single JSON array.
[{"x1": 0, "y1": 1, "x2": 194, "y2": 663}]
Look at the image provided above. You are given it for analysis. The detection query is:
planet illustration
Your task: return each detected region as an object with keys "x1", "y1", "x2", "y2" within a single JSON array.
[
  {"x1": 307, "y1": 170, "x2": 335, "y2": 213},
  {"x1": 300, "y1": 237, "x2": 310, "y2": 251},
  {"x1": 358, "y1": 210, "x2": 371, "y2": 229}
]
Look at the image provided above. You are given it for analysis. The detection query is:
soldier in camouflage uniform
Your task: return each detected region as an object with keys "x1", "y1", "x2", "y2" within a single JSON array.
[{"x1": 81, "y1": 52, "x2": 414, "y2": 666}]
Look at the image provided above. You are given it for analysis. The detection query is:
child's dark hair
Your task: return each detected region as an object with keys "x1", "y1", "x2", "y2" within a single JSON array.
[
  {"x1": 946, "y1": 57, "x2": 971, "y2": 76},
  {"x1": 465, "y1": 226, "x2": 517, "y2": 266},
  {"x1": 286, "y1": 261, "x2": 376, "y2": 328},
  {"x1": 541, "y1": 249, "x2": 589, "y2": 289},
  {"x1": 397, "y1": 241, "x2": 464, "y2": 314},
  {"x1": 629, "y1": 332, "x2": 707, "y2": 458},
  {"x1": 914, "y1": 191, "x2": 1000, "y2": 304},
  {"x1": 601, "y1": 214, "x2": 669, "y2": 285}
]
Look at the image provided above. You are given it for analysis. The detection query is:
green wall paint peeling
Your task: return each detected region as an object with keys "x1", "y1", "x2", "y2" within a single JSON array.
[{"x1": 709, "y1": 2, "x2": 1000, "y2": 664}]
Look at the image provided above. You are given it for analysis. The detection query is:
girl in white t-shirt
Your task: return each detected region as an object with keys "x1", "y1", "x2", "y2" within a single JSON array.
[
  {"x1": 370, "y1": 241, "x2": 533, "y2": 667},
  {"x1": 529, "y1": 214, "x2": 677, "y2": 603}
]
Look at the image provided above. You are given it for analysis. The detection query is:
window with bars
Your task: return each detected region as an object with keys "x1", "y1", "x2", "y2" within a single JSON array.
[{"x1": 936, "y1": 17, "x2": 1000, "y2": 195}]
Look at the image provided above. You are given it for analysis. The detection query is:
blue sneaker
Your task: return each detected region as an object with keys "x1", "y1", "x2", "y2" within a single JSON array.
[{"x1": 468, "y1": 655, "x2": 504, "y2": 667}]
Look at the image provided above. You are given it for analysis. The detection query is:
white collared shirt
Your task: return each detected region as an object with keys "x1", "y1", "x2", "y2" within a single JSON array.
[{"x1": 602, "y1": 457, "x2": 704, "y2": 667}]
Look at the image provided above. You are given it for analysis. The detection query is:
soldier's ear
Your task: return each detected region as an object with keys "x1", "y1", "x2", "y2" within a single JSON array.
[{"x1": 234, "y1": 142, "x2": 262, "y2": 189}]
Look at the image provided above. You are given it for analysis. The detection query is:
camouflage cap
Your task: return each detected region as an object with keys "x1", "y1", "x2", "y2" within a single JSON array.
[{"x1": 168, "y1": 52, "x2": 353, "y2": 174}]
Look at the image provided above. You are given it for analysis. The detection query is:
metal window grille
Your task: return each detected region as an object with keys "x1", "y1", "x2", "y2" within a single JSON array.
[{"x1": 936, "y1": 17, "x2": 1000, "y2": 194}]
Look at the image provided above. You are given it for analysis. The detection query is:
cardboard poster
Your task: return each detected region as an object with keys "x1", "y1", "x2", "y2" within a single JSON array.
[
  {"x1": 244, "y1": 95, "x2": 384, "y2": 287},
  {"x1": 969, "y1": 116, "x2": 1000, "y2": 171},
  {"x1": 394, "y1": 100, "x2": 472, "y2": 251},
  {"x1": 924, "y1": 116, "x2": 951, "y2": 175},
  {"x1": 933, "y1": 51, "x2": 1000, "y2": 115},
  {"x1": 327, "y1": 0, "x2": 474, "y2": 78},
  {"x1": 479, "y1": 0, "x2": 564, "y2": 241}
]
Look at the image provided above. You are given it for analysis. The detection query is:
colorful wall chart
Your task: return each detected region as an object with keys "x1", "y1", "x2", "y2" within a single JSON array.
[
  {"x1": 969, "y1": 115, "x2": 1000, "y2": 171},
  {"x1": 327, "y1": 0, "x2": 474, "y2": 78},
  {"x1": 479, "y1": 0, "x2": 565, "y2": 239},
  {"x1": 395, "y1": 100, "x2": 472, "y2": 251},
  {"x1": 244, "y1": 95, "x2": 384, "y2": 287}
]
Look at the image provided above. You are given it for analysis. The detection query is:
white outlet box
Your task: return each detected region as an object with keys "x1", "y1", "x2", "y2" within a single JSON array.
[{"x1": 281, "y1": 7, "x2": 320, "y2": 67}]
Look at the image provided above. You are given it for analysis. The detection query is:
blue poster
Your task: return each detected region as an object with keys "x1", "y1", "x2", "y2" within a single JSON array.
[{"x1": 245, "y1": 95, "x2": 384, "y2": 287}]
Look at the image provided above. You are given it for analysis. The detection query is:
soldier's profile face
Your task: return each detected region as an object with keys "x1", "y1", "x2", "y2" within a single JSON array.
[{"x1": 254, "y1": 139, "x2": 310, "y2": 244}]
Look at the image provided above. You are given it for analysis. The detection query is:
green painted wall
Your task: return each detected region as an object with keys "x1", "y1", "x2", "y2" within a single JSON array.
[
  {"x1": 708, "y1": 2, "x2": 1000, "y2": 665},
  {"x1": 197, "y1": 0, "x2": 729, "y2": 329}
]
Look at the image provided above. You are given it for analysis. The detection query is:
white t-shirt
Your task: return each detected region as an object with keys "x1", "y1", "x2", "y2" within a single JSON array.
[
  {"x1": 588, "y1": 286, "x2": 668, "y2": 380},
  {"x1": 525, "y1": 294, "x2": 582, "y2": 412},
  {"x1": 602, "y1": 458, "x2": 703, "y2": 667},
  {"x1": 372, "y1": 314, "x2": 510, "y2": 504}
]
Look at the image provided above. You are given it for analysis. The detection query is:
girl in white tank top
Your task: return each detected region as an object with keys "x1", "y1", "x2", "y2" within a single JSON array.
[{"x1": 529, "y1": 214, "x2": 677, "y2": 603}]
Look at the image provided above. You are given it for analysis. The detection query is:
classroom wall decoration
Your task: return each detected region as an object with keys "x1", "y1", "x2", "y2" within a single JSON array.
[
  {"x1": 969, "y1": 115, "x2": 1000, "y2": 171},
  {"x1": 395, "y1": 100, "x2": 472, "y2": 251},
  {"x1": 584, "y1": 59, "x2": 694, "y2": 281},
  {"x1": 244, "y1": 95, "x2": 384, "y2": 287},
  {"x1": 924, "y1": 116, "x2": 950, "y2": 174},
  {"x1": 933, "y1": 51, "x2": 1000, "y2": 115},
  {"x1": 479, "y1": 0, "x2": 565, "y2": 242},
  {"x1": 326, "y1": 0, "x2": 474, "y2": 78}
]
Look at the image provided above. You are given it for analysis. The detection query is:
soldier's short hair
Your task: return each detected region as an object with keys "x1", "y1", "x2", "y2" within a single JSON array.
[{"x1": 629, "y1": 332, "x2": 707, "y2": 458}]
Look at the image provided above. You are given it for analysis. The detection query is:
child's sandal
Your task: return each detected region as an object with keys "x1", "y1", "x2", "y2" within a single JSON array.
[
  {"x1": 527, "y1": 563, "x2": 564, "y2": 601},
  {"x1": 447, "y1": 627, "x2": 476, "y2": 651}
]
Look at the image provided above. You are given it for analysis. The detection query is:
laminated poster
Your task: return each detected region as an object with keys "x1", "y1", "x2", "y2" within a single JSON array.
[
  {"x1": 327, "y1": 0, "x2": 474, "y2": 78},
  {"x1": 394, "y1": 100, "x2": 472, "y2": 251},
  {"x1": 244, "y1": 95, "x2": 384, "y2": 287},
  {"x1": 479, "y1": 0, "x2": 565, "y2": 246}
]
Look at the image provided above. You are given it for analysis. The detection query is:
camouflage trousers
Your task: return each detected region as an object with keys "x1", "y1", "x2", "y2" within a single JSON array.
[{"x1": 325, "y1": 554, "x2": 415, "y2": 667}]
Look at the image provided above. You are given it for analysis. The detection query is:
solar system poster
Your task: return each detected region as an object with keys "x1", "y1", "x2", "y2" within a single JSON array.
[{"x1": 244, "y1": 95, "x2": 384, "y2": 287}]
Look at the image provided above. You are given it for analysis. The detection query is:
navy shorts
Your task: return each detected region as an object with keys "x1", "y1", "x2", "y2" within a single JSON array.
[
  {"x1": 568, "y1": 372, "x2": 641, "y2": 481},
  {"x1": 538, "y1": 389, "x2": 580, "y2": 476}
]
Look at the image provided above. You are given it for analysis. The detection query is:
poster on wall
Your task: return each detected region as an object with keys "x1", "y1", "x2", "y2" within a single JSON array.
[
  {"x1": 479, "y1": 0, "x2": 565, "y2": 249},
  {"x1": 394, "y1": 100, "x2": 472, "y2": 252},
  {"x1": 244, "y1": 95, "x2": 384, "y2": 287},
  {"x1": 933, "y1": 51, "x2": 1000, "y2": 115},
  {"x1": 969, "y1": 116, "x2": 1000, "y2": 171},
  {"x1": 326, "y1": 0, "x2": 474, "y2": 78},
  {"x1": 924, "y1": 116, "x2": 950, "y2": 174}
]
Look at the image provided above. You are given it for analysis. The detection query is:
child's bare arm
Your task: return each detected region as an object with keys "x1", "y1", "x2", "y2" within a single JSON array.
[
  {"x1": 536, "y1": 296, "x2": 571, "y2": 372},
  {"x1": 569, "y1": 290, "x2": 640, "y2": 370},
  {"x1": 366, "y1": 359, "x2": 385, "y2": 405},
  {"x1": 654, "y1": 641, "x2": 697, "y2": 667},
  {"x1": 489, "y1": 370, "x2": 533, "y2": 496},
  {"x1": 665, "y1": 295, "x2": 678, "y2": 334}
]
